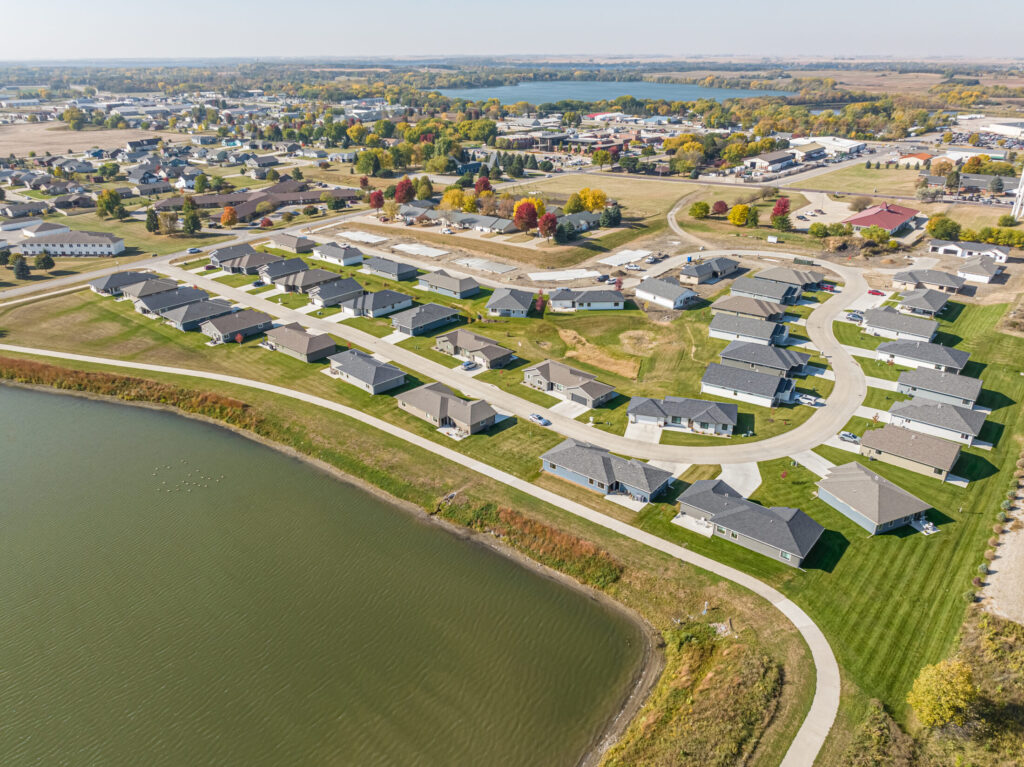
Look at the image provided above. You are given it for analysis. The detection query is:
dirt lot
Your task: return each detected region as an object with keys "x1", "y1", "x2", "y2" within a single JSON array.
[{"x1": 0, "y1": 123, "x2": 182, "y2": 156}]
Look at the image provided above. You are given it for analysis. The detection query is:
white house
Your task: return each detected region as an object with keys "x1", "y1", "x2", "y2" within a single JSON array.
[
  {"x1": 700, "y1": 362, "x2": 796, "y2": 408},
  {"x1": 312, "y1": 241, "x2": 364, "y2": 266},
  {"x1": 861, "y1": 307, "x2": 937, "y2": 342},
  {"x1": 16, "y1": 230, "x2": 125, "y2": 257},
  {"x1": 875, "y1": 340, "x2": 970, "y2": 374},
  {"x1": 957, "y1": 256, "x2": 1004, "y2": 284},
  {"x1": 928, "y1": 239, "x2": 1009, "y2": 263},
  {"x1": 634, "y1": 277, "x2": 697, "y2": 310},
  {"x1": 888, "y1": 399, "x2": 986, "y2": 446},
  {"x1": 627, "y1": 396, "x2": 738, "y2": 437}
]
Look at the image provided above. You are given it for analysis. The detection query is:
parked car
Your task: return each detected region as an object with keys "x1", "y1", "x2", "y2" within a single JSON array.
[
  {"x1": 799, "y1": 394, "x2": 819, "y2": 407},
  {"x1": 624, "y1": 263, "x2": 643, "y2": 271},
  {"x1": 441, "y1": 228, "x2": 453, "y2": 234},
  {"x1": 847, "y1": 312, "x2": 864, "y2": 323},
  {"x1": 868, "y1": 289, "x2": 886, "y2": 296},
  {"x1": 839, "y1": 431, "x2": 861, "y2": 444},
  {"x1": 821, "y1": 284, "x2": 835, "y2": 292},
  {"x1": 460, "y1": 360, "x2": 477, "y2": 371},
  {"x1": 252, "y1": 280, "x2": 264, "y2": 287},
  {"x1": 187, "y1": 247, "x2": 202, "y2": 254},
  {"x1": 814, "y1": 209, "x2": 825, "y2": 215},
  {"x1": 595, "y1": 274, "x2": 610, "y2": 282},
  {"x1": 528, "y1": 413, "x2": 552, "y2": 427}
]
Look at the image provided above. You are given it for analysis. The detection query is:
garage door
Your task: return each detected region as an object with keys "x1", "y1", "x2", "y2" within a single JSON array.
[{"x1": 570, "y1": 393, "x2": 588, "y2": 405}]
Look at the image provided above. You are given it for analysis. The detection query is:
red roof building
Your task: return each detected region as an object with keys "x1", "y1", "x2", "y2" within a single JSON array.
[{"x1": 843, "y1": 202, "x2": 919, "y2": 234}]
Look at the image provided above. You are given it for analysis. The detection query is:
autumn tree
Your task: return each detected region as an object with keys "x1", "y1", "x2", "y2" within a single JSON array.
[
  {"x1": 369, "y1": 189, "x2": 385, "y2": 210},
  {"x1": 688, "y1": 201, "x2": 710, "y2": 219},
  {"x1": 220, "y1": 206, "x2": 238, "y2": 227},
  {"x1": 157, "y1": 212, "x2": 178, "y2": 235},
  {"x1": 416, "y1": 176, "x2": 433, "y2": 200},
  {"x1": 592, "y1": 150, "x2": 612, "y2": 169},
  {"x1": 771, "y1": 197, "x2": 790, "y2": 217},
  {"x1": 711, "y1": 200, "x2": 729, "y2": 216},
  {"x1": 926, "y1": 214, "x2": 961, "y2": 241},
  {"x1": 906, "y1": 659, "x2": 978, "y2": 728},
  {"x1": 513, "y1": 201, "x2": 538, "y2": 233},
  {"x1": 808, "y1": 222, "x2": 828, "y2": 238},
  {"x1": 564, "y1": 192, "x2": 584, "y2": 214},
  {"x1": 96, "y1": 189, "x2": 121, "y2": 218},
  {"x1": 382, "y1": 200, "x2": 400, "y2": 219},
  {"x1": 579, "y1": 188, "x2": 607, "y2": 212},
  {"x1": 514, "y1": 197, "x2": 546, "y2": 219},
  {"x1": 727, "y1": 204, "x2": 750, "y2": 226},
  {"x1": 394, "y1": 176, "x2": 415, "y2": 204},
  {"x1": 538, "y1": 212, "x2": 558, "y2": 241},
  {"x1": 474, "y1": 176, "x2": 492, "y2": 194},
  {"x1": 439, "y1": 188, "x2": 465, "y2": 210},
  {"x1": 461, "y1": 194, "x2": 478, "y2": 213}
]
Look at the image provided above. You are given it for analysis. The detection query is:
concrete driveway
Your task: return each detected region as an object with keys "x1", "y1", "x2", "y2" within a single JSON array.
[{"x1": 718, "y1": 462, "x2": 763, "y2": 497}]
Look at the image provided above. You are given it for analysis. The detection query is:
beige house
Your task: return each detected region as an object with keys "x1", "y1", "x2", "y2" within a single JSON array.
[{"x1": 859, "y1": 425, "x2": 962, "y2": 481}]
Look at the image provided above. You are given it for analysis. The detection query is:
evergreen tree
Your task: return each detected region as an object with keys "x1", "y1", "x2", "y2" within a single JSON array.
[
  {"x1": 12, "y1": 255, "x2": 30, "y2": 280},
  {"x1": 145, "y1": 207, "x2": 158, "y2": 233}
]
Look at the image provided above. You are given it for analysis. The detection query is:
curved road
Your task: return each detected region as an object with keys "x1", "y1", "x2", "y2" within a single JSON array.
[{"x1": 0, "y1": 343, "x2": 840, "y2": 767}]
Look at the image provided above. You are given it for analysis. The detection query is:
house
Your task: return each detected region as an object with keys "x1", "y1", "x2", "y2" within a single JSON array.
[
  {"x1": 211, "y1": 245, "x2": 283, "y2": 274},
  {"x1": 861, "y1": 307, "x2": 937, "y2": 342},
  {"x1": 200, "y1": 309, "x2": 275, "y2": 344},
  {"x1": 957, "y1": 256, "x2": 1004, "y2": 284},
  {"x1": 898, "y1": 289, "x2": 949, "y2": 317},
  {"x1": 860, "y1": 425, "x2": 962, "y2": 481},
  {"x1": 17, "y1": 231, "x2": 125, "y2": 257},
  {"x1": 927, "y1": 239, "x2": 1009, "y2": 263},
  {"x1": 522, "y1": 359, "x2": 616, "y2": 407},
  {"x1": 327, "y1": 349, "x2": 406, "y2": 394},
  {"x1": 557, "y1": 211, "x2": 602, "y2": 232},
  {"x1": 700, "y1": 362, "x2": 796, "y2": 408},
  {"x1": 889, "y1": 398, "x2": 986, "y2": 446},
  {"x1": 312, "y1": 242, "x2": 363, "y2": 266},
  {"x1": 627, "y1": 397, "x2": 737, "y2": 437},
  {"x1": 843, "y1": 202, "x2": 919, "y2": 235},
  {"x1": 273, "y1": 268, "x2": 340, "y2": 294},
  {"x1": 120, "y1": 277, "x2": 179, "y2": 301},
  {"x1": 635, "y1": 277, "x2": 697, "y2": 310},
  {"x1": 816, "y1": 462, "x2": 932, "y2": 535},
  {"x1": 674, "y1": 480, "x2": 822, "y2": 567},
  {"x1": 896, "y1": 367, "x2": 982, "y2": 408},
  {"x1": 892, "y1": 269, "x2": 965, "y2": 295},
  {"x1": 719, "y1": 341, "x2": 810, "y2": 378},
  {"x1": 257, "y1": 257, "x2": 308, "y2": 284},
  {"x1": 161, "y1": 299, "x2": 235, "y2": 331},
  {"x1": 755, "y1": 266, "x2": 824, "y2": 290},
  {"x1": 730, "y1": 276, "x2": 801, "y2": 305},
  {"x1": 134, "y1": 180, "x2": 173, "y2": 196},
  {"x1": 88, "y1": 271, "x2": 152, "y2": 296},
  {"x1": 744, "y1": 150, "x2": 795, "y2": 172},
  {"x1": 679, "y1": 256, "x2": 740, "y2": 285},
  {"x1": 875, "y1": 340, "x2": 969, "y2": 373},
  {"x1": 263, "y1": 322, "x2": 336, "y2": 362},
  {"x1": 270, "y1": 233, "x2": 314, "y2": 254},
  {"x1": 396, "y1": 382, "x2": 496, "y2": 435},
  {"x1": 434, "y1": 329, "x2": 514, "y2": 369},
  {"x1": 390, "y1": 303, "x2": 460, "y2": 336},
  {"x1": 362, "y1": 256, "x2": 419, "y2": 281},
  {"x1": 417, "y1": 270, "x2": 481, "y2": 299},
  {"x1": 486, "y1": 287, "x2": 534, "y2": 317},
  {"x1": 339, "y1": 289, "x2": 414, "y2": 318},
  {"x1": 246, "y1": 155, "x2": 279, "y2": 169},
  {"x1": 307, "y1": 278, "x2": 368, "y2": 307},
  {"x1": 541, "y1": 439, "x2": 673, "y2": 504},
  {"x1": 710, "y1": 295, "x2": 786, "y2": 322},
  {"x1": 134, "y1": 286, "x2": 209, "y2": 316},
  {"x1": 547, "y1": 288, "x2": 625, "y2": 312},
  {"x1": 0, "y1": 201, "x2": 48, "y2": 219},
  {"x1": 709, "y1": 314, "x2": 789, "y2": 346}
]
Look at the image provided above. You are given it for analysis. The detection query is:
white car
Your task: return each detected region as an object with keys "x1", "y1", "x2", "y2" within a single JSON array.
[
  {"x1": 624, "y1": 263, "x2": 643, "y2": 271},
  {"x1": 799, "y1": 394, "x2": 819, "y2": 407}
]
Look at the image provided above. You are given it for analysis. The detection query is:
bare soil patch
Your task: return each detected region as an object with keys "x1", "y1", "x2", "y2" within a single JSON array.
[
  {"x1": 557, "y1": 328, "x2": 640, "y2": 379},
  {"x1": 0, "y1": 123, "x2": 181, "y2": 156}
]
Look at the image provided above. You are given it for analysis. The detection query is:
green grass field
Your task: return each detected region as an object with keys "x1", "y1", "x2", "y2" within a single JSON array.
[
  {"x1": 801, "y1": 165, "x2": 923, "y2": 196},
  {"x1": 832, "y1": 321, "x2": 884, "y2": 349},
  {"x1": 49, "y1": 211, "x2": 230, "y2": 256}
]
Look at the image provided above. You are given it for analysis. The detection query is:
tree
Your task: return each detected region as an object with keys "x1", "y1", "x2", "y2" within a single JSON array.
[
  {"x1": 538, "y1": 212, "x2": 558, "y2": 241},
  {"x1": 0, "y1": 250, "x2": 9, "y2": 266},
  {"x1": 194, "y1": 174, "x2": 209, "y2": 193},
  {"x1": 564, "y1": 192, "x2": 585, "y2": 214},
  {"x1": 808, "y1": 222, "x2": 828, "y2": 238},
  {"x1": 579, "y1": 188, "x2": 607, "y2": 212},
  {"x1": 926, "y1": 214, "x2": 961, "y2": 241},
  {"x1": 221, "y1": 206, "x2": 238, "y2": 227},
  {"x1": 727, "y1": 204, "x2": 750, "y2": 226},
  {"x1": 989, "y1": 176, "x2": 1004, "y2": 195},
  {"x1": 382, "y1": 200, "x2": 400, "y2": 219},
  {"x1": 849, "y1": 196, "x2": 873, "y2": 212},
  {"x1": 513, "y1": 201, "x2": 538, "y2": 233},
  {"x1": 266, "y1": 168, "x2": 280, "y2": 181},
  {"x1": 906, "y1": 659, "x2": 977, "y2": 728},
  {"x1": 12, "y1": 255, "x2": 30, "y2": 280},
  {"x1": 461, "y1": 194, "x2": 478, "y2": 213},
  {"x1": 182, "y1": 210, "x2": 201, "y2": 235},
  {"x1": 745, "y1": 207, "x2": 760, "y2": 228},
  {"x1": 931, "y1": 158, "x2": 953, "y2": 177},
  {"x1": 827, "y1": 222, "x2": 851, "y2": 237},
  {"x1": 292, "y1": 167, "x2": 303, "y2": 181},
  {"x1": 145, "y1": 207, "x2": 158, "y2": 233},
  {"x1": 474, "y1": 176, "x2": 492, "y2": 195},
  {"x1": 95, "y1": 189, "x2": 121, "y2": 218},
  {"x1": 860, "y1": 225, "x2": 890, "y2": 245},
  {"x1": 514, "y1": 197, "x2": 546, "y2": 219},
  {"x1": 394, "y1": 176, "x2": 415, "y2": 204},
  {"x1": 303, "y1": 204, "x2": 318, "y2": 216},
  {"x1": 600, "y1": 205, "x2": 622, "y2": 227},
  {"x1": 255, "y1": 201, "x2": 274, "y2": 217},
  {"x1": 771, "y1": 197, "x2": 791, "y2": 218},
  {"x1": 688, "y1": 201, "x2": 710, "y2": 219},
  {"x1": 998, "y1": 214, "x2": 1018, "y2": 227},
  {"x1": 711, "y1": 200, "x2": 729, "y2": 216},
  {"x1": 771, "y1": 213, "x2": 792, "y2": 232},
  {"x1": 157, "y1": 212, "x2": 178, "y2": 235},
  {"x1": 416, "y1": 176, "x2": 433, "y2": 200},
  {"x1": 34, "y1": 253, "x2": 54, "y2": 271},
  {"x1": 592, "y1": 150, "x2": 612, "y2": 169},
  {"x1": 555, "y1": 221, "x2": 575, "y2": 244},
  {"x1": 369, "y1": 189, "x2": 384, "y2": 211},
  {"x1": 945, "y1": 170, "x2": 960, "y2": 191},
  {"x1": 281, "y1": 211, "x2": 294, "y2": 223},
  {"x1": 355, "y1": 151, "x2": 381, "y2": 176},
  {"x1": 259, "y1": 217, "x2": 273, "y2": 228},
  {"x1": 439, "y1": 188, "x2": 465, "y2": 210}
]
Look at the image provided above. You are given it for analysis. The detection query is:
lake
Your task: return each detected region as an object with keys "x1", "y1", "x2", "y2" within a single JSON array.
[
  {"x1": 0, "y1": 386, "x2": 644, "y2": 767},
  {"x1": 438, "y1": 80, "x2": 795, "y2": 104}
]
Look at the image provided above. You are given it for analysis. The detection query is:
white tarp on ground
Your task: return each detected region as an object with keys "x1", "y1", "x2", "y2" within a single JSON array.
[
  {"x1": 453, "y1": 257, "x2": 517, "y2": 274},
  {"x1": 339, "y1": 230, "x2": 388, "y2": 244},
  {"x1": 600, "y1": 249, "x2": 651, "y2": 266},
  {"x1": 393, "y1": 243, "x2": 448, "y2": 259},
  {"x1": 527, "y1": 268, "x2": 602, "y2": 282}
]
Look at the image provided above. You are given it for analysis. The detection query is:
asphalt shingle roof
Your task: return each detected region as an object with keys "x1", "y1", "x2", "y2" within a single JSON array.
[
  {"x1": 817, "y1": 462, "x2": 931, "y2": 525},
  {"x1": 890, "y1": 398, "x2": 986, "y2": 436},
  {"x1": 710, "y1": 313, "x2": 783, "y2": 342},
  {"x1": 859, "y1": 425, "x2": 962, "y2": 472},
  {"x1": 542, "y1": 439, "x2": 673, "y2": 494},
  {"x1": 701, "y1": 362, "x2": 790, "y2": 398},
  {"x1": 626, "y1": 396, "x2": 738, "y2": 426},
  {"x1": 327, "y1": 349, "x2": 405, "y2": 387},
  {"x1": 897, "y1": 367, "x2": 982, "y2": 401},
  {"x1": 720, "y1": 341, "x2": 810, "y2": 372},
  {"x1": 877, "y1": 340, "x2": 969, "y2": 370},
  {"x1": 863, "y1": 306, "x2": 938, "y2": 338}
]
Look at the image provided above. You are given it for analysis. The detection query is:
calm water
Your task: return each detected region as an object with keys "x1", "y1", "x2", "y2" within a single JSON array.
[
  {"x1": 0, "y1": 386, "x2": 643, "y2": 767},
  {"x1": 438, "y1": 79, "x2": 795, "y2": 104}
]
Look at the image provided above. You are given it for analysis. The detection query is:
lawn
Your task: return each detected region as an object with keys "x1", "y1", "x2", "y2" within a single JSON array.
[
  {"x1": 861, "y1": 386, "x2": 910, "y2": 411},
  {"x1": 674, "y1": 186, "x2": 820, "y2": 250},
  {"x1": 214, "y1": 273, "x2": 258, "y2": 288},
  {"x1": 0, "y1": 254, "x2": 153, "y2": 290},
  {"x1": 340, "y1": 315, "x2": 394, "y2": 337},
  {"x1": 801, "y1": 165, "x2": 923, "y2": 196},
  {"x1": 857, "y1": 356, "x2": 910, "y2": 381},
  {"x1": 832, "y1": 321, "x2": 883, "y2": 349},
  {"x1": 265, "y1": 292, "x2": 310, "y2": 310},
  {"x1": 396, "y1": 335, "x2": 462, "y2": 368}
]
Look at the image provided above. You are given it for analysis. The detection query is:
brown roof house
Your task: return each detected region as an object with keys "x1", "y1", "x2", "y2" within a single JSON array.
[
  {"x1": 859, "y1": 425, "x2": 962, "y2": 481},
  {"x1": 262, "y1": 322, "x2": 337, "y2": 362},
  {"x1": 396, "y1": 382, "x2": 496, "y2": 436}
]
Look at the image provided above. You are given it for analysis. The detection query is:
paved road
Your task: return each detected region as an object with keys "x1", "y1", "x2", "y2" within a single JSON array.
[{"x1": 0, "y1": 342, "x2": 840, "y2": 767}]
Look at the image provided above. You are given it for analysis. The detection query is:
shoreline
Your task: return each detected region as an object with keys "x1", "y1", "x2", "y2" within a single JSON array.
[{"x1": 1, "y1": 379, "x2": 664, "y2": 767}]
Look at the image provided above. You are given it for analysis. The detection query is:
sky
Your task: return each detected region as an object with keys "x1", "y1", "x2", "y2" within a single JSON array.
[{"x1": 2, "y1": 0, "x2": 1022, "y2": 61}]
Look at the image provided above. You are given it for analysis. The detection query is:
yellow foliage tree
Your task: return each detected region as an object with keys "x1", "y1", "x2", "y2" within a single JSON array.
[
  {"x1": 907, "y1": 659, "x2": 978, "y2": 728},
  {"x1": 462, "y1": 194, "x2": 478, "y2": 213},
  {"x1": 439, "y1": 188, "x2": 466, "y2": 211},
  {"x1": 514, "y1": 196, "x2": 546, "y2": 219},
  {"x1": 727, "y1": 204, "x2": 750, "y2": 226},
  {"x1": 579, "y1": 188, "x2": 607, "y2": 212}
]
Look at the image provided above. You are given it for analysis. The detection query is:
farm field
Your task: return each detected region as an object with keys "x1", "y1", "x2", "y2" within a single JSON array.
[{"x1": 0, "y1": 123, "x2": 182, "y2": 156}]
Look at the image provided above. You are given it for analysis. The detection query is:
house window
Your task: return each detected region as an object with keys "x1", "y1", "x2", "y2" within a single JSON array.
[
  {"x1": 588, "y1": 478, "x2": 595, "y2": 485},
  {"x1": 730, "y1": 531, "x2": 738, "y2": 539},
  {"x1": 597, "y1": 482, "x2": 605, "y2": 490},
  {"x1": 547, "y1": 462, "x2": 556, "y2": 470},
  {"x1": 933, "y1": 467, "x2": 943, "y2": 475},
  {"x1": 716, "y1": 525, "x2": 726, "y2": 533},
  {"x1": 780, "y1": 551, "x2": 792, "y2": 561}
]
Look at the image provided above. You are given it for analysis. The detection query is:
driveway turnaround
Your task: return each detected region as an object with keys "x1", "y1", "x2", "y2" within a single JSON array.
[
  {"x1": 0, "y1": 342, "x2": 840, "y2": 767},
  {"x1": 717, "y1": 462, "x2": 763, "y2": 497}
]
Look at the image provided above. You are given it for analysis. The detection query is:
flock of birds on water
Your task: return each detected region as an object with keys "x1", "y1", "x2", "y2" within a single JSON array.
[{"x1": 152, "y1": 458, "x2": 225, "y2": 493}]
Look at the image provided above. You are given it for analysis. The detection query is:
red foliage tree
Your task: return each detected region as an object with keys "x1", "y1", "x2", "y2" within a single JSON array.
[
  {"x1": 369, "y1": 189, "x2": 384, "y2": 210},
  {"x1": 359, "y1": 175, "x2": 370, "y2": 190},
  {"x1": 394, "y1": 177, "x2": 414, "y2": 204},
  {"x1": 259, "y1": 217, "x2": 272, "y2": 228},
  {"x1": 772, "y1": 197, "x2": 791, "y2": 217},
  {"x1": 234, "y1": 333, "x2": 244, "y2": 344},
  {"x1": 474, "y1": 176, "x2": 492, "y2": 194},
  {"x1": 513, "y1": 201, "x2": 538, "y2": 233},
  {"x1": 711, "y1": 200, "x2": 728, "y2": 216},
  {"x1": 537, "y1": 212, "x2": 558, "y2": 241}
]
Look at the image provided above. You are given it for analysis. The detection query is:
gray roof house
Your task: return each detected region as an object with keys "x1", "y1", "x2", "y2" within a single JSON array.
[
  {"x1": 896, "y1": 368, "x2": 982, "y2": 409},
  {"x1": 548, "y1": 288, "x2": 625, "y2": 312},
  {"x1": 120, "y1": 277, "x2": 179, "y2": 300},
  {"x1": 214, "y1": 249, "x2": 283, "y2": 275},
  {"x1": 861, "y1": 307, "x2": 938, "y2": 342},
  {"x1": 892, "y1": 268, "x2": 965, "y2": 294},
  {"x1": 312, "y1": 242, "x2": 364, "y2": 266},
  {"x1": 627, "y1": 397, "x2": 738, "y2": 438},
  {"x1": 888, "y1": 398, "x2": 987, "y2": 446},
  {"x1": 700, "y1": 362, "x2": 796, "y2": 408},
  {"x1": 816, "y1": 462, "x2": 932, "y2": 535},
  {"x1": 308, "y1": 277, "x2": 364, "y2": 308},
  {"x1": 327, "y1": 349, "x2": 406, "y2": 394},
  {"x1": 860, "y1": 425, "x2": 962, "y2": 481},
  {"x1": 160, "y1": 298, "x2": 235, "y2": 331},
  {"x1": 731, "y1": 276, "x2": 801, "y2": 305},
  {"x1": 523, "y1": 360, "x2": 617, "y2": 408},
  {"x1": 396, "y1": 382, "x2": 496, "y2": 435},
  {"x1": 898, "y1": 288, "x2": 949, "y2": 317},
  {"x1": 263, "y1": 322, "x2": 336, "y2": 362},
  {"x1": 710, "y1": 295, "x2": 786, "y2": 322},
  {"x1": 362, "y1": 256, "x2": 419, "y2": 281},
  {"x1": 675, "y1": 480, "x2": 823, "y2": 567},
  {"x1": 709, "y1": 313, "x2": 789, "y2": 346},
  {"x1": 417, "y1": 270, "x2": 481, "y2": 299},
  {"x1": 756, "y1": 266, "x2": 824, "y2": 289},
  {"x1": 390, "y1": 303, "x2": 461, "y2": 336},
  {"x1": 635, "y1": 277, "x2": 697, "y2": 310},
  {"x1": 541, "y1": 439, "x2": 673, "y2": 504},
  {"x1": 434, "y1": 329, "x2": 514, "y2": 369},
  {"x1": 258, "y1": 257, "x2": 308, "y2": 283},
  {"x1": 719, "y1": 341, "x2": 810, "y2": 378},
  {"x1": 200, "y1": 309, "x2": 274, "y2": 343},
  {"x1": 89, "y1": 271, "x2": 153, "y2": 296},
  {"x1": 134, "y1": 286, "x2": 209, "y2": 315},
  {"x1": 875, "y1": 340, "x2": 969, "y2": 374},
  {"x1": 269, "y1": 234, "x2": 315, "y2": 254},
  {"x1": 679, "y1": 256, "x2": 740, "y2": 285},
  {"x1": 928, "y1": 238, "x2": 1010, "y2": 262},
  {"x1": 272, "y1": 268, "x2": 341, "y2": 294},
  {"x1": 957, "y1": 256, "x2": 1004, "y2": 284},
  {"x1": 339, "y1": 289, "x2": 413, "y2": 318},
  {"x1": 486, "y1": 287, "x2": 534, "y2": 317}
]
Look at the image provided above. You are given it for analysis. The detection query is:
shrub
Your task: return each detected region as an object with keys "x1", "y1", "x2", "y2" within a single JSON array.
[
  {"x1": 978, "y1": 563, "x2": 989, "y2": 575},
  {"x1": 989, "y1": 537, "x2": 1000, "y2": 547},
  {"x1": 984, "y1": 550, "x2": 996, "y2": 561},
  {"x1": 994, "y1": 524, "x2": 1004, "y2": 535},
  {"x1": 973, "y1": 576, "x2": 983, "y2": 587},
  {"x1": 1001, "y1": 500, "x2": 1011, "y2": 510},
  {"x1": 997, "y1": 511, "x2": 1008, "y2": 522},
  {"x1": 964, "y1": 590, "x2": 977, "y2": 603}
]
